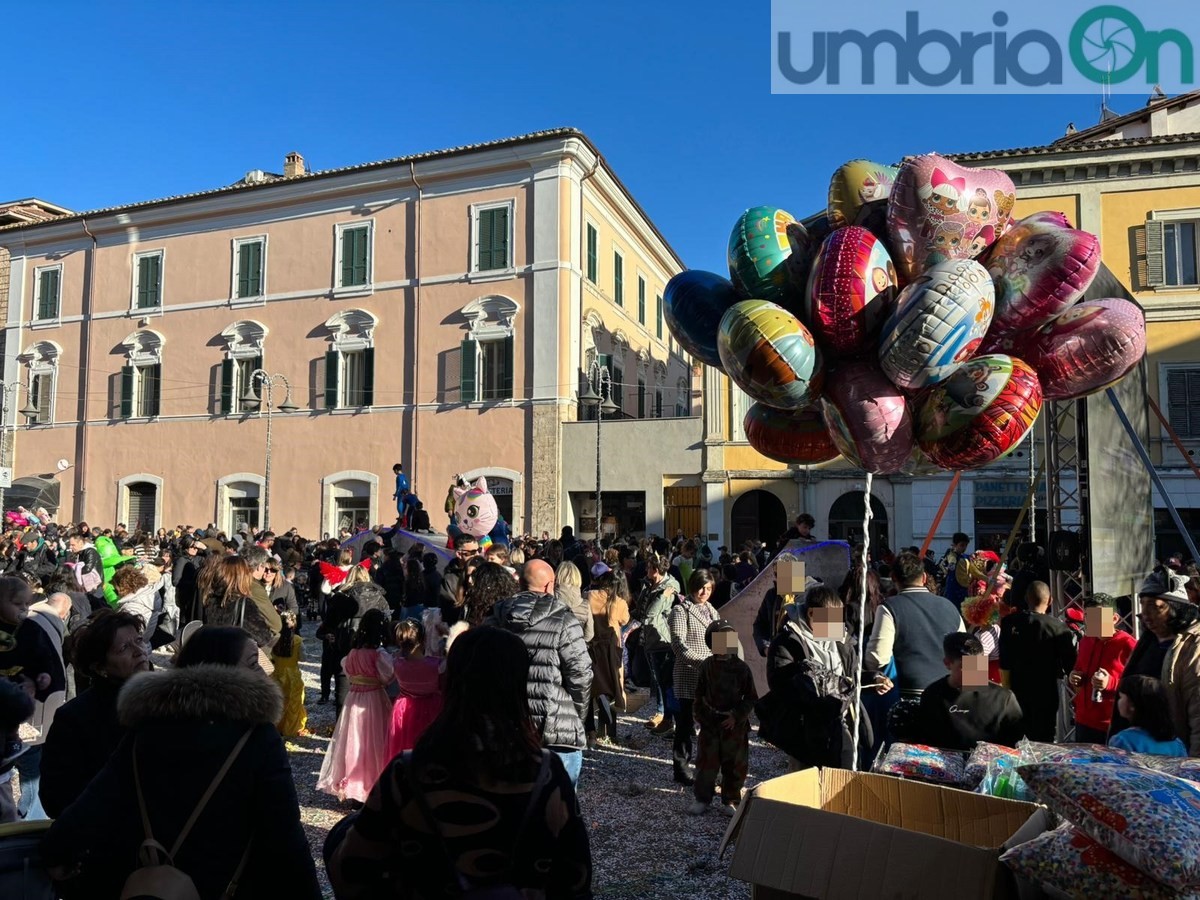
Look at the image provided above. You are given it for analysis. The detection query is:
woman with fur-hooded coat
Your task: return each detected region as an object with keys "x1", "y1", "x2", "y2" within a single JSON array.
[{"x1": 41, "y1": 660, "x2": 320, "y2": 899}]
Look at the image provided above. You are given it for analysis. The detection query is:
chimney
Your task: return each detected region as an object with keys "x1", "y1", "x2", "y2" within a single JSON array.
[{"x1": 284, "y1": 152, "x2": 306, "y2": 178}]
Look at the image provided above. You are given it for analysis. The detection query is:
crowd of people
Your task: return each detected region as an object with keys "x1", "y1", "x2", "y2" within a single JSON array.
[{"x1": 2, "y1": 504, "x2": 1198, "y2": 897}]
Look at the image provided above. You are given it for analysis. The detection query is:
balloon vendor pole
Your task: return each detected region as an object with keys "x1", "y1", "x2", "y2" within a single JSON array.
[
  {"x1": 1028, "y1": 431, "x2": 1037, "y2": 542},
  {"x1": 851, "y1": 472, "x2": 873, "y2": 772},
  {"x1": 918, "y1": 472, "x2": 961, "y2": 558},
  {"x1": 1106, "y1": 388, "x2": 1200, "y2": 563},
  {"x1": 1147, "y1": 394, "x2": 1200, "y2": 485}
]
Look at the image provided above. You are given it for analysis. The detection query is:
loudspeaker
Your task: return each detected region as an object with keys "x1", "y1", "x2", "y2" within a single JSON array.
[{"x1": 1048, "y1": 531, "x2": 1081, "y2": 571}]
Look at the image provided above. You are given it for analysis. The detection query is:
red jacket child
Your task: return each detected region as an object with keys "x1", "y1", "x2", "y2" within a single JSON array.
[{"x1": 1070, "y1": 602, "x2": 1136, "y2": 734}]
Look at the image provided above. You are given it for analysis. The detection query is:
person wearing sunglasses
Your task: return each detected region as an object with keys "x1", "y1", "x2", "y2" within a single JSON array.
[{"x1": 264, "y1": 563, "x2": 299, "y2": 625}]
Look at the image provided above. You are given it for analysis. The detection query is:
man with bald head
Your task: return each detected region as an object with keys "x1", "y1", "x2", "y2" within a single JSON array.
[{"x1": 486, "y1": 556, "x2": 592, "y2": 786}]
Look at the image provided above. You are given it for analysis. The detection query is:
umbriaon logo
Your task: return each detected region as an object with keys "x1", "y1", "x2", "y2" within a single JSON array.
[{"x1": 774, "y1": 6, "x2": 1194, "y2": 90}]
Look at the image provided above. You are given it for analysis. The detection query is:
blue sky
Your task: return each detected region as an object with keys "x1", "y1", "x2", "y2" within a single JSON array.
[{"x1": 0, "y1": 0, "x2": 1153, "y2": 273}]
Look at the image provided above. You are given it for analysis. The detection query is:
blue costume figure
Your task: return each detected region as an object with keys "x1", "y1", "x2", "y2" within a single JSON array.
[{"x1": 392, "y1": 464, "x2": 410, "y2": 521}]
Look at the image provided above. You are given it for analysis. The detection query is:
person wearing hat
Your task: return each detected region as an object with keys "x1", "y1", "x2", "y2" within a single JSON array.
[{"x1": 1109, "y1": 570, "x2": 1200, "y2": 755}]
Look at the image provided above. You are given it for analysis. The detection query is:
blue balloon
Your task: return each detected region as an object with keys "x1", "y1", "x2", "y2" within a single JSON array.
[{"x1": 663, "y1": 270, "x2": 741, "y2": 370}]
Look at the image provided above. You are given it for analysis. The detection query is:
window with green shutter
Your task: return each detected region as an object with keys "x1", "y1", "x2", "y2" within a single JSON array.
[
  {"x1": 586, "y1": 224, "x2": 598, "y2": 283},
  {"x1": 340, "y1": 225, "x2": 371, "y2": 287},
  {"x1": 612, "y1": 365, "x2": 624, "y2": 413},
  {"x1": 480, "y1": 336, "x2": 514, "y2": 401},
  {"x1": 477, "y1": 206, "x2": 510, "y2": 272},
  {"x1": 638, "y1": 277, "x2": 646, "y2": 325},
  {"x1": 638, "y1": 379, "x2": 646, "y2": 418},
  {"x1": 324, "y1": 350, "x2": 340, "y2": 409},
  {"x1": 236, "y1": 240, "x2": 264, "y2": 298},
  {"x1": 656, "y1": 294, "x2": 663, "y2": 339},
  {"x1": 136, "y1": 364, "x2": 161, "y2": 417},
  {"x1": 136, "y1": 253, "x2": 162, "y2": 309},
  {"x1": 613, "y1": 253, "x2": 623, "y2": 306},
  {"x1": 36, "y1": 267, "x2": 61, "y2": 320},
  {"x1": 460, "y1": 338, "x2": 478, "y2": 403}
]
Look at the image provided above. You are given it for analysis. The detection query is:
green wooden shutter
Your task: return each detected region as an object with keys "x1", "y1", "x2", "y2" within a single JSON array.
[
  {"x1": 613, "y1": 366, "x2": 623, "y2": 411},
  {"x1": 37, "y1": 269, "x2": 59, "y2": 319},
  {"x1": 325, "y1": 350, "x2": 340, "y2": 409},
  {"x1": 613, "y1": 253, "x2": 623, "y2": 306},
  {"x1": 586, "y1": 225, "x2": 598, "y2": 282},
  {"x1": 478, "y1": 209, "x2": 493, "y2": 270},
  {"x1": 238, "y1": 242, "x2": 263, "y2": 297},
  {"x1": 341, "y1": 227, "x2": 369, "y2": 286},
  {"x1": 220, "y1": 359, "x2": 234, "y2": 414},
  {"x1": 656, "y1": 294, "x2": 663, "y2": 339},
  {"x1": 501, "y1": 335, "x2": 514, "y2": 399},
  {"x1": 638, "y1": 278, "x2": 646, "y2": 324},
  {"x1": 146, "y1": 364, "x2": 161, "y2": 417},
  {"x1": 478, "y1": 208, "x2": 509, "y2": 271},
  {"x1": 460, "y1": 338, "x2": 478, "y2": 403},
  {"x1": 137, "y1": 255, "x2": 161, "y2": 308},
  {"x1": 656, "y1": 392, "x2": 663, "y2": 418},
  {"x1": 362, "y1": 348, "x2": 375, "y2": 407},
  {"x1": 120, "y1": 366, "x2": 134, "y2": 418}
]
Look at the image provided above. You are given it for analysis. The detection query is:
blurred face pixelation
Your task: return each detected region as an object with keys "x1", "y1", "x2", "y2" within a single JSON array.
[
  {"x1": 809, "y1": 607, "x2": 845, "y2": 641},
  {"x1": 712, "y1": 632, "x2": 737, "y2": 656},
  {"x1": 960, "y1": 654, "x2": 989, "y2": 687},
  {"x1": 1085, "y1": 606, "x2": 1115, "y2": 638}
]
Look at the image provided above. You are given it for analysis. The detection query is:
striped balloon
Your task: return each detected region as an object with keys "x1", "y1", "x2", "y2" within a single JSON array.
[{"x1": 805, "y1": 225, "x2": 897, "y2": 356}]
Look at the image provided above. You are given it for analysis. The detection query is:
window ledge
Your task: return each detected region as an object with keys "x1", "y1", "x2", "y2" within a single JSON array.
[
  {"x1": 28, "y1": 319, "x2": 61, "y2": 330},
  {"x1": 326, "y1": 406, "x2": 374, "y2": 415},
  {"x1": 467, "y1": 269, "x2": 517, "y2": 283},
  {"x1": 1150, "y1": 284, "x2": 1200, "y2": 293},
  {"x1": 332, "y1": 285, "x2": 373, "y2": 299},
  {"x1": 229, "y1": 295, "x2": 267, "y2": 308},
  {"x1": 128, "y1": 307, "x2": 163, "y2": 317}
]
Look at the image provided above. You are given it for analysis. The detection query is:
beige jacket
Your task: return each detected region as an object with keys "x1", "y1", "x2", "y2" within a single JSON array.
[{"x1": 1163, "y1": 622, "x2": 1200, "y2": 756}]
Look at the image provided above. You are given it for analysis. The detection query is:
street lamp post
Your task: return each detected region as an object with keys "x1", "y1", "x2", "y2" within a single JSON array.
[
  {"x1": 578, "y1": 359, "x2": 619, "y2": 541},
  {"x1": 241, "y1": 370, "x2": 299, "y2": 532},
  {"x1": 0, "y1": 381, "x2": 41, "y2": 508}
]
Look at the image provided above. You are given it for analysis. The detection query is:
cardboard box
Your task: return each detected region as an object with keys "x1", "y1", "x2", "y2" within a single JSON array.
[
  {"x1": 775, "y1": 559, "x2": 806, "y2": 595},
  {"x1": 719, "y1": 768, "x2": 1045, "y2": 900}
]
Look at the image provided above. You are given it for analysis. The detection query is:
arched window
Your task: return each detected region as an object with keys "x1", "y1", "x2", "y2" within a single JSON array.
[
  {"x1": 324, "y1": 309, "x2": 377, "y2": 410},
  {"x1": 218, "y1": 320, "x2": 269, "y2": 414},
  {"x1": 17, "y1": 340, "x2": 63, "y2": 425},
  {"x1": 118, "y1": 329, "x2": 164, "y2": 419},
  {"x1": 676, "y1": 376, "x2": 689, "y2": 418}
]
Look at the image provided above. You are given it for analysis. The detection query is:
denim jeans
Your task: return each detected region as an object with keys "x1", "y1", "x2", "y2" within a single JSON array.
[
  {"x1": 553, "y1": 748, "x2": 583, "y2": 788},
  {"x1": 14, "y1": 743, "x2": 43, "y2": 819},
  {"x1": 646, "y1": 647, "x2": 673, "y2": 715}
]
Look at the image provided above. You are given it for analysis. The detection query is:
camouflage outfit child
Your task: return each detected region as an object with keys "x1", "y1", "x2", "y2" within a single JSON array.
[{"x1": 690, "y1": 621, "x2": 757, "y2": 815}]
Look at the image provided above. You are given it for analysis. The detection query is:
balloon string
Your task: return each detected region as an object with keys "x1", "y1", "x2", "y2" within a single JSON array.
[{"x1": 851, "y1": 472, "x2": 872, "y2": 772}]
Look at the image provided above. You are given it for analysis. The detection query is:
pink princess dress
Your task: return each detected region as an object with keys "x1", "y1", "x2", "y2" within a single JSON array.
[
  {"x1": 317, "y1": 647, "x2": 395, "y2": 803},
  {"x1": 387, "y1": 656, "x2": 444, "y2": 758}
]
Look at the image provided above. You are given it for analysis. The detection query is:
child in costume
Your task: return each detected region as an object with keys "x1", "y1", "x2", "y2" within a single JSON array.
[
  {"x1": 387, "y1": 619, "x2": 443, "y2": 757},
  {"x1": 270, "y1": 611, "x2": 308, "y2": 737}
]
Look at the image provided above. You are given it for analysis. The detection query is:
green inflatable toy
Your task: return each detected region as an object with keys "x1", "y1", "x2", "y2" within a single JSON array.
[{"x1": 94, "y1": 534, "x2": 125, "y2": 607}]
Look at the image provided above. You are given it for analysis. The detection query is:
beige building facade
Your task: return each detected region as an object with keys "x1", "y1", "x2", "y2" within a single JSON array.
[{"x1": 1, "y1": 130, "x2": 692, "y2": 537}]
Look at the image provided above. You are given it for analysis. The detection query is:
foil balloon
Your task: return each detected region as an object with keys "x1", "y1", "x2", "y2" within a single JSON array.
[
  {"x1": 917, "y1": 355, "x2": 1043, "y2": 470},
  {"x1": 805, "y1": 226, "x2": 898, "y2": 356},
  {"x1": 820, "y1": 360, "x2": 915, "y2": 474},
  {"x1": 662, "y1": 270, "x2": 742, "y2": 369},
  {"x1": 718, "y1": 300, "x2": 823, "y2": 410},
  {"x1": 984, "y1": 211, "x2": 1101, "y2": 340},
  {"x1": 887, "y1": 153, "x2": 1017, "y2": 281},
  {"x1": 878, "y1": 258, "x2": 994, "y2": 390},
  {"x1": 828, "y1": 159, "x2": 899, "y2": 230},
  {"x1": 728, "y1": 206, "x2": 798, "y2": 305},
  {"x1": 743, "y1": 402, "x2": 840, "y2": 465},
  {"x1": 899, "y1": 446, "x2": 944, "y2": 477},
  {"x1": 784, "y1": 216, "x2": 833, "y2": 300},
  {"x1": 453, "y1": 477, "x2": 499, "y2": 539},
  {"x1": 1027, "y1": 298, "x2": 1146, "y2": 400}
]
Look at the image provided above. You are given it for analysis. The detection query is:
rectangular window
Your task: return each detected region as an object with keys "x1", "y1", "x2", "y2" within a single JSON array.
[
  {"x1": 235, "y1": 356, "x2": 262, "y2": 413},
  {"x1": 235, "y1": 238, "x2": 265, "y2": 299},
  {"x1": 1166, "y1": 366, "x2": 1200, "y2": 437},
  {"x1": 1164, "y1": 221, "x2": 1200, "y2": 286},
  {"x1": 656, "y1": 391, "x2": 663, "y2": 418},
  {"x1": 612, "y1": 365, "x2": 624, "y2": 413},
  {"x1": 479, "y1": 336, "x2": 515, "y2": 401},
  {"x1": 638, "y1": 277, "x2": 646, "y2": 325},
  {"x1": 613, "y1": 252, "x2": 624, "y2": 306},
  {"x1": 638, "y1": 379, "x2": 646, "y2": 418},
  {"x1": 121, "y1": 363, "x2": 161, "y2": 418},
  {"x1": 29, "y1": 373, "x2": 52, "y2": 424},
  {"x1": 339, "y1": 224, "x2": 371, "y2": 288},
  {"x1": 656, "y1": 294, "x2": 663, "y2": 340},
  {"x1": 339, "y1": 348, "x2": 375, "y2": 407},
  {"x1": 134, "y1": 252, "x2": 163, "y2": 309},
  {"x1": 477, "y1": 205, "x2": 511, "y2": 272},
  {"x1": 586, "y1": 224, "x2": 598, "y2": 283},
  {"x1": 36, "y1": 267, "x2": 61, "y2": 320}
]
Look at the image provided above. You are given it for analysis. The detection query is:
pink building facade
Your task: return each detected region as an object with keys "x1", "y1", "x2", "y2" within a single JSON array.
[{"x1": 1, "y1": 130, "x2": 690, "y2": 537}]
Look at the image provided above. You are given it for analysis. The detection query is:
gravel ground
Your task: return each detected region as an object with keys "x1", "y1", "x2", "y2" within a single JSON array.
[{"x1": 290, "y1": 629, "x2": 788, "y2": 899}]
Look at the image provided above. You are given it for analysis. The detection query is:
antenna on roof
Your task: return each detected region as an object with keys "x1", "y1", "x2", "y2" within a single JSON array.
[{"x1": 1148, "y1": 84, "x2": 1168, "y2": 105}]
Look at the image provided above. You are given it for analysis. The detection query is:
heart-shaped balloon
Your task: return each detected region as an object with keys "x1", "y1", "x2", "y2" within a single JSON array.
[
  {"x1": 984, "y1": 211, "x2": 1101, "y2": 341},
  {"x1": 718, "y1": 300, "x2": 823, "y2": 410},
  {"x1": 917, "y1": 355, "x2": 1043, "y2": 470},
  {"x1": 828, "y1": 159, "x2": 899, "y2": 230},
  {"x1": 728, "y1": 206, "x2": 799, "y2": 305},
  {"x1": 662, "y1": 270, "x2": 742, "y2": 370},
  {"x1": 805, "y1": 226, "x2": 897, "y2": 356},
  {"x1": 1027, "y1": 298, "x2": 1145, "y2": 400},
  {"x1": 744, "y1": 402, "x2": 840, "y2": 465},
  {"x1": 878, "y1": 258, "x2": 994, "y2": 391},
  {"x1": 887, "y1": 153, "x2": 1016, "y2": 281},
  {"x1": 820, "y1": 360, "x2": 914, "y2": 474}
]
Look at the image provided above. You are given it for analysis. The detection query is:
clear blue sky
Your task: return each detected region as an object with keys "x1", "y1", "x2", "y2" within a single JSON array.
[{"x1": 0, "y1": 0, "x2": 1149, "y2": 274}]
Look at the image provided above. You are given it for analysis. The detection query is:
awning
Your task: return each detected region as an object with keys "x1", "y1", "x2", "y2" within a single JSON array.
[{"x1": 3, "y1": 475, "x2": 60, "y2": 514}]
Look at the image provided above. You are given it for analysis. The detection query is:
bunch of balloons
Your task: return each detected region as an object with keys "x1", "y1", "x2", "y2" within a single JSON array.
[{"x1": 664, "y1": 153, "x2": 1146, "y2": 474}]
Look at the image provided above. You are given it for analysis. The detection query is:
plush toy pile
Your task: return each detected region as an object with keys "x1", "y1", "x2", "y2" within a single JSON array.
[{"x1": 664, "y1": 153, "x2": 1147, "y2": 474}]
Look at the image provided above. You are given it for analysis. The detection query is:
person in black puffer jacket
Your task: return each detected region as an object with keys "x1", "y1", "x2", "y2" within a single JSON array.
[{"x1": 486, "y1": 559, "x2": 592, "y2": 787}]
